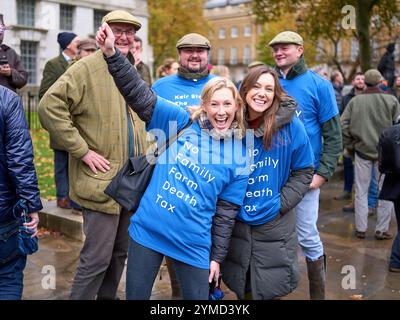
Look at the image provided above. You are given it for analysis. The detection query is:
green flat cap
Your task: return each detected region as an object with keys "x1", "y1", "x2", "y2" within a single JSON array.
[
  {"x1": 176, "y1": 33, "x2": 211, "y2": 49},
  {"x1": 364, "y1": 69, "x2": 383, "y2": 86},
  {"x1": 268, "y1": 31, "x2": 303, "y2": 47},
  {"x1": 101, "y1": 10, "x2": 141, "y2": 31}
]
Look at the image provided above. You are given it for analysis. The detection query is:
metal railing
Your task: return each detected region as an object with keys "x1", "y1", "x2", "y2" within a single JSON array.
[{"x1": 19, "y1": 89, "x2": 42, "y2": 131}]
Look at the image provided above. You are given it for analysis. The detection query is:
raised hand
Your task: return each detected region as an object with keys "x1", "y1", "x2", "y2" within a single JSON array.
[{"x1": 96, "y1": 23, "x2": 116, "y2": 58}]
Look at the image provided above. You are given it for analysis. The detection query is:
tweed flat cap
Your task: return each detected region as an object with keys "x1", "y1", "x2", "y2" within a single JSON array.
[
  {"x1": 364, "y1": 69, "x2": 383, "y2": 86},
  {"x1": 101, "y1": 10, "x2": 141, "y2": 31},
  {"x1": 268, "y1": 31, "x2": 304, "y2": 47},
  {"x1": 176, "y1": 33, "x2": 211, "y2": 49}
]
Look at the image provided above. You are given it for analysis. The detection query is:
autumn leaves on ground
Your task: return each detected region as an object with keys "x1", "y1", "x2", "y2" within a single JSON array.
[{"x1": 30, "y1": 129, "x2": 56, "y2": 200}]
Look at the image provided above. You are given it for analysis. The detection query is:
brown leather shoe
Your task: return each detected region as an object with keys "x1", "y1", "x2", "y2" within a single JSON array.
[
  {"x1": 375, "y1": 231, "x2": 393, "y2": 240},
  {"x1": 57, "y1": 197, "x2": 71, "y2": 209}
]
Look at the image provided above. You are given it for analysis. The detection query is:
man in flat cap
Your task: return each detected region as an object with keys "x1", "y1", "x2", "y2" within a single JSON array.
[
  {"x1": 39, "y1": 32, "x2": 81, "y2": 213},
  {"x1": 269, "y1": 31, "x2": 342, "y2": 300},
  {"x1": 341, "y1": 69, "x2": 400, "y2": 242},
  {"x1": 39, "y1": 10, "x2": 151, "y2": 300},
  {"x1": 150, "y1": 32, "x2": 214, "y2": 299},
  {"x1": 0, "y1": 14, "x2": 28, "y2": 92},
  {"x1": 152, "y1": 33, "x2": 214, "y2": 108},
  {"x1": 75, "y1": 38, "x2": 97, "y2": 60}
]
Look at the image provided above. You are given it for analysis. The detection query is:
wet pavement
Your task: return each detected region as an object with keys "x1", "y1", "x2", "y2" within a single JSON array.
[{"x1": 23, "y1": 171, "x2": 400, "y2": 300}]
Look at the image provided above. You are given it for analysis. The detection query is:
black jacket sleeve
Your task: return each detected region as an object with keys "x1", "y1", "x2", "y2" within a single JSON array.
[
  {"x1": 280, "y1": 167, "x2": 313, "y2": 215},
  {"x1": 104, "y1": 49, "x2": 157, "y2": 124},
  {"x1": 210, "y1": 199, "x2": 240, "y2": 263}
]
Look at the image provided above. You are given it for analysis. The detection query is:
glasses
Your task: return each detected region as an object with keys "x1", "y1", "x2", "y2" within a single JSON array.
[{"x1": 111, "y1": 28, "x2": 135, "y2": 38}]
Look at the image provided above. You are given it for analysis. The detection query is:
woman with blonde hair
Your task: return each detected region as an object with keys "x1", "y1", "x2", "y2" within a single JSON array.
[{"x1": 96, "y1": 23, "x2": 249, "y2": 300}]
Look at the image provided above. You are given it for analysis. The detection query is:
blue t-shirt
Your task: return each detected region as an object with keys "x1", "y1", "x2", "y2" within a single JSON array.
[
  {"x1": 279, "y1": 70, "x2": 338, "y2": 169},
  {"x1": 129, "y1": 97, "x2": 249, "y2": 269},
  {"x1": 152, "y1": 74, "x2": 214, "y2": 108},
  {"x1": 237, "y1": 117, "x2": 314, "y2": 225}
]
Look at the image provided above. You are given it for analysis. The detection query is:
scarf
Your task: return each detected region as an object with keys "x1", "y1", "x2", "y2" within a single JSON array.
[
  {"x1": 275, "y1": 55, "x2": 308, "y2": 80},
  {"x1": 178, "y1": 65, "x2": 210, "y2": 81}
]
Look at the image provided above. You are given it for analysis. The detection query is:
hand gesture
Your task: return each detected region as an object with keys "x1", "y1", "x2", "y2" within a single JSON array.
[
  {"x1": 96, "y1": 23, "x2": 116, "y2": 58},
  {"x1": 24, "y1": 212, "x2": 39, "y2": 238},
  {"x1": 81, "y1": 149, "x2": 111, "y2": 174},
  {"x1": 209, "y1": 260, "x2": 220, "y2": 284}
]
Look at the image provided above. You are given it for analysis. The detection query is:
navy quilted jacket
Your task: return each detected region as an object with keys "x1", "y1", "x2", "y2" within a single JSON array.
[{"x1": 0, "y1": 86, "x2": 42, "y2": 223}]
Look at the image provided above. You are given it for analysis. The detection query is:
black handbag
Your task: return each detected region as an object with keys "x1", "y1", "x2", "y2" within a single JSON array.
[{"x1": 104, "y1": 120, "x2": 192, "y2": 212}]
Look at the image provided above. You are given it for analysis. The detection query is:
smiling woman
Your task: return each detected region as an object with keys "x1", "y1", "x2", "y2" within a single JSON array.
[
  {"x1": 221, "y1": 66, "x2": 315, "y2": 300},
  {"x1": 96, "y1": 23, "x2": 250, "y2": 300}
]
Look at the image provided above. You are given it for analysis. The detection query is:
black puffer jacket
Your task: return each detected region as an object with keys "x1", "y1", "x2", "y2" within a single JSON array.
[
  {"x1": 0, "y1": 86, "x2": 42, "y2": 223},
  {"x1": 105, "y1": 49, "x2": 240, "y2": 263}
]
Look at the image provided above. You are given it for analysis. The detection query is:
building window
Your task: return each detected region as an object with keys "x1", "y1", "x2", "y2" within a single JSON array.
[
  {"x1": 350, "y1": 38, "x2": 359, "y2": 62},
  {"x1": 93, "y1": 9, "x2": 109, "y2": 33},
  {"x1": 230, "y1": 47, "x2": 237, "y2": 65},
  {"x1": 60, "y1": 4, "x2": 74, "y2": 31},
  {"x1": 21, "y1": 41, "x2": 38, "y2": 84},
  {"x1": 218, "y1": 48, "x2": 225, "y2": 65},
  {"x1": 244, "y1": 26, "x2": 251, "y2": 37},
  {"x1": 219, "y1": 28, "x2": 225, "y2": 39},
  {"x1": 243, "y1": 45, "x2": 251, "y2": 64},
  {"x1": 231, "y1": 26, "x2": 238, "y2": 38},
  {"x1": 17, "y1": 0, "x2": 35, "y2": 27}
]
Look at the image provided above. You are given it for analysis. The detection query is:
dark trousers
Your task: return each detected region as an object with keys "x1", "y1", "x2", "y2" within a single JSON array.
[
  {"x1": 70, "y1": 208, "x2": 131, "y2": 300},
  {"x1": 126, "y1": 238, "x2": 209, "y2": 300},
  {"x1": 343, "y1": 155, "x2": 354, "y2": 193},
  {"x1": 54, "y1": 150, "x2": 80, "y2": 209},
  {"x1": 390, "y1": 199, "x2": 400, "y2": 268},
  {"x1": 0, "y1": 219, "x2": 26, "y2": 300}
]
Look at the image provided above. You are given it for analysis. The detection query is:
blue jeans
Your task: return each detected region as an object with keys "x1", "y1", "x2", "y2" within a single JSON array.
[
  {"x1": 54, "y1": 150, "x2": 80, "y2": 209},
  {"x1": 368, "y1": 166, "x2": 378, "y2": 209},
  {"x1": 0, "y1": 219, "x2": 27, "y2": 300},
  {"x1": 126, "y1": 238, "x2": 209, "y2": 300},
  {"x1": 390, "y1": 199, "x2": 400, "y2": 268},
  {"x1": 295, "y1": 188, "x2": 324, "y2": 261}
]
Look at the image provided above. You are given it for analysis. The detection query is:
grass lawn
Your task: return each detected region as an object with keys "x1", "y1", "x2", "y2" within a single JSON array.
[{"x1": 30, "y1": 129, "x2": 56, "y2": 200}]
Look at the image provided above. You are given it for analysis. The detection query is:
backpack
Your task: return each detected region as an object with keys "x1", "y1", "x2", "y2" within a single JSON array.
[{"x1": 378, "y1": 123, "x2": 400, "y2": 174}]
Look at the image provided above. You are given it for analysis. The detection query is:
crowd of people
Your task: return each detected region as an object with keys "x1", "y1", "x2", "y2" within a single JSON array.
[{"x1": 1, "y1": 9, "x2": 400, "y2": 301}]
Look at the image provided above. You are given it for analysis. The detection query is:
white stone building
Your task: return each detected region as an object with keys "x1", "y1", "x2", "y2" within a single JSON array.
[{"x1": 0, "y1": 0, "x2": 151, "y2": 88}]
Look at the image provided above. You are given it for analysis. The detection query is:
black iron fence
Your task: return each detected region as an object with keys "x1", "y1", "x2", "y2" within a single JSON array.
[{"x1": 19, "y1": 88, "x2": 42, "y2": 131}]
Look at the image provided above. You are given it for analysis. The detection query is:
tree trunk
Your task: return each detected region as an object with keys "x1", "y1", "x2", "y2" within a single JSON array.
[{"x1": 356, "y1": 0, "x2": 372, "y2": 72}]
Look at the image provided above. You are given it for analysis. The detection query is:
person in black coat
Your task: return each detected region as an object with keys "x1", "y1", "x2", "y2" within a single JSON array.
[
  {"x1": 379, "y1": 119, "x2": 400, "y2": 272},
  {"x1": 378, "y1": 43, "x2": 396, "y2": 88}
]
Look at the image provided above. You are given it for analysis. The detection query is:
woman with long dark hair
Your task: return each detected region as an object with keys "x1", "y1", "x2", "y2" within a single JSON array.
[{"x1": 221, "y1": 66, "x2": 314, "y2": 300}]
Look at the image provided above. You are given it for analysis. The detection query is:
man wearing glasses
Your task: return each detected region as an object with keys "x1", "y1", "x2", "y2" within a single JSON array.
[{"x1": 38, "y1": 10, "x2": 152, "y2": 300}]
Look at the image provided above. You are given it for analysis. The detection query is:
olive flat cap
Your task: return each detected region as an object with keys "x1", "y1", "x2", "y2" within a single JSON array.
[
  {"x1": 268, "y1": 31, "x2": 304, "y2": 47},
  {"x1": 78, "y1": 38, "x2": 97, "y2": 51},
  {"x1": 248, "y1": 61, "x2": 265, "y2": 69},
  {"x1": 176, "y1": 33, "x2": 211, "y2": 49},
  {"x1": 364, "y1": 69, "x2": 383, "y2": 86},
  {"x1": 101, "y1": 10, "x2": 141, "y2": 31}
]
